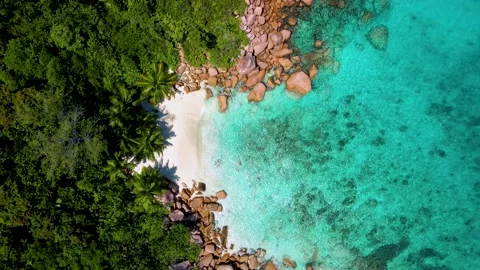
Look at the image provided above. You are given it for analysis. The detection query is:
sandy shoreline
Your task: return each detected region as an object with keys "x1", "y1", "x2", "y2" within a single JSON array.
[{"x1": 135, "y1": 85, "x2": 208, "y2": 189}]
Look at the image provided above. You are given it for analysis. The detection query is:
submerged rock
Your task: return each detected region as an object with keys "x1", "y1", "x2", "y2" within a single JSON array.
[
  {"x1": 373, "y1": 0, "x2": 389, "y2": 14},
  {"x1": 367, "y1": 25, "x2": 389, "y2": 51}
]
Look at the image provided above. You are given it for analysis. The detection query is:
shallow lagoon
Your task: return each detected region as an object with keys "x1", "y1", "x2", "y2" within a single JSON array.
[{"x1": 199, "y1": 0, "x2": 480, "y2": 268}]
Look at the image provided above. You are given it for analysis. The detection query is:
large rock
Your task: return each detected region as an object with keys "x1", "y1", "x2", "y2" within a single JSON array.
[
  {"x1": 367, "y1": 25, "x2": 389, "y2": 51},
  {"x1": 217, "y1": 265, "x2": 234, "y2": 270},
  {"x1": 274, "y1": 67, "x2": 283, "y2": 79},
  {"x1": 246, "y1": 14, "x2": 256, "y2": 26},
  {"x1": 273, "y1": 48, "x2": 293, "y2": 57},
  {"x1": 156, "y1": 191, "x2": 174, "y2": 205},
  {"x1": 278, "y1": 58, "x2": 293, "y2": 70},
  {"x1": 281, "y1": 30, "x2": 291, "y2": 41},
  {"x1": 248, "y1": 256, "x2": 261, "y2": 269},
  {"x1": 254, "y1": 42, "x2": 269, "y2": 56},
  {"x1": 288, "y1": 17, "x2": 297, "y2": 26},
  {"x1": 204, "y1": 243, "x2": 216, "y2": 254},
  {"x1": 204, "y1": 202, "x2": 223, "y2": 212},
  {"x1": 189, "y1": 197, "x2": 204, "y2": 209},
  {"x1": 207, "y1": 76, "x2": 218, "y2": 86},
  {"x1": 246, "y1": 69, "x2": 266, "y2": 87},
  {"x1": 257, "y1": 60, "x2": 269, "y2": 69},
  {"x1": 208, "y1": 67, "x2": 218, "y2": 77},
  {"x1": 248, "y1": 83, "x2": 266, "y2": 102},
  {"x1": 169, "y1": 210, "x2": 184, "y2": 222},
  {"x1": 308, "y1": 65, "x2": 318, "y2": 79},
  {"x1": 237, "y1": 54, "x2": 256, "y2": 75},
  {"x1": 286, "y1": 71, "x2": 312, "y2": 95},
  {"x1": 269, "y1": 32, "x2": 283, "y2": 45},
  {"x1": 231, "y1": 75, "x2": 239, "y2": 88},
  {"x1": 302, "y1": 0, "x2": 314, "y2": 6},
  {"x1": 177, "y1": 63, "x2": 187, "y2": 74},
  {"x1": 190, "y1": 233, "x2": 203, "y2": 245},
  {"x1": 199, "y1": 254, "x2": 213, "y2": 268},
  {"x1": 216, "y1": 190, "x2": 227, "y2": 199},
  {"x1": 257, "y1": 16, "x2": 266, "y2": 25},
  {"x1": 169, "y1": 261, "x2": 192, "y2": 270},
  {"x1": 217, "y1": 95, "x2": 228, "y2": 112}
]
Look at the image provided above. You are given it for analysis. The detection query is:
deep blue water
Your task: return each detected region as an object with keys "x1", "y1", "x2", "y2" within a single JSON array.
[{"x1": 198, "y1": 0, "x2": 480, "y2": 268}]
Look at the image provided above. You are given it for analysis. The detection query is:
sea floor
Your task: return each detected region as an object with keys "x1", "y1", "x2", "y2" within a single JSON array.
[{"x1": 198, "y1": 0, "x2": 480, "y2": 269}]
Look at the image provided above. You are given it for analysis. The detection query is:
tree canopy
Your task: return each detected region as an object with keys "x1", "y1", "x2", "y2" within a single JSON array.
[{"x1": 0, "y1": 0, "x2": 252, "y2": 268}]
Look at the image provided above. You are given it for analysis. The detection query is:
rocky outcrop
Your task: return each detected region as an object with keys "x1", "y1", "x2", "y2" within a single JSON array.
[
  {"x1": 171, "y1": 182, "x2": 281, "y2": 270},
  {"x1": 367, "y1": 25, "x2": 389, "y2": 51},
  {"x1": 286, "y1": 71, "x2": 312, "y2": 95},
  {"x1": 175, "y1": 0, "x2": 334, "y2": 104}
]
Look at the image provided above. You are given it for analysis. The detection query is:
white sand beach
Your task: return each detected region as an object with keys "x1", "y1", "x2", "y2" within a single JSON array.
[{"x1": 135, "y1": 85, "x2": 208, "y2": 189}]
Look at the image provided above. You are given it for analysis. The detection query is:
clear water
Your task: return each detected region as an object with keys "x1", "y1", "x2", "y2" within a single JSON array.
[{"x1": 198, "y1": 0, "x2": 480, "y2": 269}]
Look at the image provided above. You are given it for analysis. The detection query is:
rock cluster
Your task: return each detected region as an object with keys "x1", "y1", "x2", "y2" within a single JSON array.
[
  {"x1": 175, "y1": 0, "x2": 325, "y2": 113},
  {"x1": 168, "y1": 182, "x2": 277, "y2": 270}
]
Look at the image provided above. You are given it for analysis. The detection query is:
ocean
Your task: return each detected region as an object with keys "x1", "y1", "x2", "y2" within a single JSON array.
[{"x1": 198, "y1": 0, "x2": 480, "y2": 268}]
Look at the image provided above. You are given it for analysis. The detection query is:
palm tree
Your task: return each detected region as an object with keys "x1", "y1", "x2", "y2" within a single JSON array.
[
  {"x1": 127, "y1": 166, "x2": 168, "y2": 209},
  {"x1": 129, "y1": 127, "x2": 165, "y2": 162},
  {"x1": 103, "y1": 157, "x2": 134, "y2": 182},
  {"x1": 108, "y1": 85, "x2": 140, "y2": 129},
  {"x1": 135, "y1": 63, "x2": 177, "y2": 104}
]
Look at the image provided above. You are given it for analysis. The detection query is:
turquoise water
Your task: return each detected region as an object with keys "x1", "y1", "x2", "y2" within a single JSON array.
[{"x1": 198, "y1": 0, "x2": 480, "y2": 269}]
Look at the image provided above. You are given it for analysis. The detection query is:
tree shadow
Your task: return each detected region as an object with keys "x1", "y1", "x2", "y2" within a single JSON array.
[
  {"x1": 141, "y1": 101, "x2": 175, "y2": 147},
  {"x1": 147, "y1": 157, "x2": 180, "y2": 191}
]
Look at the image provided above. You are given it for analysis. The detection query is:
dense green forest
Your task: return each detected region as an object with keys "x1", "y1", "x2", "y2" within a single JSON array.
[{"x1": 0, "y1": 0, "x2": 246, "y2": 268}]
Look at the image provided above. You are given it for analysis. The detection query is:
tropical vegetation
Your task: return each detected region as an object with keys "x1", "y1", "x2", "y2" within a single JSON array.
[{"x1": 0, "y1": 0, "x2": 247, "y2": 268}]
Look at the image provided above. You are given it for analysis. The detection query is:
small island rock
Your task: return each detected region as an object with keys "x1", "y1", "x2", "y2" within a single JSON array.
[
  {"x1": 217, "y1": 95, "x2": 228, "y2": 112},
  {"x1": 216, "y1": 190, "x2": 228, "y2": 199}
]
